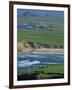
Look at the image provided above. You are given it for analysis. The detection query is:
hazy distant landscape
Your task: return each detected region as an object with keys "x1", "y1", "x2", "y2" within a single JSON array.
[{"x1": 17, "y1": 9, "x2": 64, "y2": 80}]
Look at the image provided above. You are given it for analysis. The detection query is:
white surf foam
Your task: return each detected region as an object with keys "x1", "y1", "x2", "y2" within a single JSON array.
[{"x1": 17, "y1": 60, "x2": 40, "y2": 67}]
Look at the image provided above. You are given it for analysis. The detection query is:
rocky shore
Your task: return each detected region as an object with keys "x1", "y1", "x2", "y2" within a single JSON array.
[{"x1": 17, "y1": 41, "x2": 64, "y2": 53}]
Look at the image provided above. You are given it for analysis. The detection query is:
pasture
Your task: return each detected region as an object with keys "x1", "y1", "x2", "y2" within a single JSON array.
[
  {"x1": 18, "y1": 64, "x2": 64, "y2": 80},
  {"x1": 17, "y1": 15, "x2": 64, "y2": 46}
]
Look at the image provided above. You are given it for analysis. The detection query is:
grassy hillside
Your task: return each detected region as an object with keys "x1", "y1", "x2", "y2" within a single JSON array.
[
  {"x1": 32, "y1": 64, "x2": 64, "y2": 73},
  {"x1": 17, "y1": 15, "x2": 64, "y2": 49},
  {"x1": 18, "y1": 64, "x2": 64, "y2": 80},
  {"x1": 17, "y1": 29, "x2": 64, "y2": 46},
  {"x1": 17, "y1": 16, "x2": 64, "y2": 24}
]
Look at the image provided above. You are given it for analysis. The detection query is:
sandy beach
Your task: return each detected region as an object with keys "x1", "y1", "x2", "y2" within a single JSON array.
[{"x1": 22, "y1": 48, "x2": 64, "y2": 53}]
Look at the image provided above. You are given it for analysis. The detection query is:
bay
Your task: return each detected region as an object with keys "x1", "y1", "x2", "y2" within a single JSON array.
[{"x1": 17, "y1": 52, "x2": 64, "y2": 68}]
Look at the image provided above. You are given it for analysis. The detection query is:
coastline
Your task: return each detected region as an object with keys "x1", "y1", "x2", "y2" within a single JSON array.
[{"x1": 22, "y1": 48, "x2": 64, "y2": 53}]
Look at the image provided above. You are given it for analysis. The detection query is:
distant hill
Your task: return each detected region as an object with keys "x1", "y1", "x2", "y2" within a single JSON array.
[{"x1": 17, "y1": 9, "x2": 64, "y2": 18}]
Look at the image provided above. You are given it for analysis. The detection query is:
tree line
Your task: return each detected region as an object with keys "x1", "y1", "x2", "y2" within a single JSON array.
[{"x1": 23, "y1": 41, "x2": 64, "y2": 49}]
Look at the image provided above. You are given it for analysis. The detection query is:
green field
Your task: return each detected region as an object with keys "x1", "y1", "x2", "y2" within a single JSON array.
[
  {"x1": 17, "y1": 29, "x2": 64, "y2": 45},
  {"x1": 32, "y1": 64, "x2": 64, "y2": 73},
  {"x1": 18, "y1": 64, "x2": 64, "y2": 80},
  {"x1": 17, "y1": 16, "x2": 64, "y2": 46},
  {"x1": 17, "y1": 16, "x2": 64, "y2": 24}
]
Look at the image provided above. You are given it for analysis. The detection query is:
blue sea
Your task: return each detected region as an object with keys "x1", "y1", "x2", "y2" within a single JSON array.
[{"x1": 17, "y1": 52, "x2": 64, "y2": 68}]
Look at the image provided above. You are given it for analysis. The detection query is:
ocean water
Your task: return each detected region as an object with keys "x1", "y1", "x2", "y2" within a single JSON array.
[{"x1": 17, "y1": 52, "x2": 64, "y2": 67}]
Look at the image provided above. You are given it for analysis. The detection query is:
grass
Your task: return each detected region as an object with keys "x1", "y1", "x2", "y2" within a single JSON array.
[
  {"x1": 17, "y1": 29, "x2": 64, "y2": 45},
  {"x1": 17, "y1": 14, "x2": 64, "y2": 46},
  {"x1": 17, "y1": 64, "x2": 64, "y2": 80},
  {"x1": 17, "y1": 16, "x2": 64, "y2": 24},
  {"x1": 32, "y1": 64, "x2": 64, "y2": 73}
]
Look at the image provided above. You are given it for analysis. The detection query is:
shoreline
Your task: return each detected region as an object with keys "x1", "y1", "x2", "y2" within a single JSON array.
[{"x1": 22, "y1": 48, "x2": 64, "y2": 53}]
